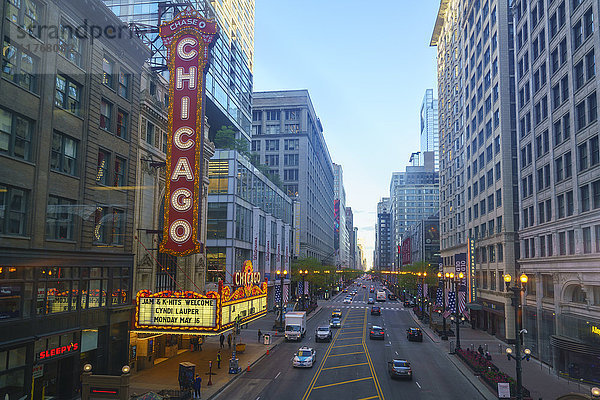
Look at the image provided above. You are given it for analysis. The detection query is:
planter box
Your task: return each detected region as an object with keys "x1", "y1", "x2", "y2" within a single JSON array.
[{"x1": 236, "y1": 343, "x2": 246, "y2": 353}]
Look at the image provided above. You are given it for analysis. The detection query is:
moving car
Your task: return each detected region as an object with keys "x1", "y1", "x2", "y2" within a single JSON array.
[
  {"x1": 388, "y1": 359, "x2": 413, "y2": 380},
  {"x1": 388, "y1": 293, "x2": 397, "y2": 300},
  {"x1": 330, "y1": 317, "x2": 342, "y2": 328},
  {"x1": 404, "y1": 300, "x2": 414, "y2": 307},
  {"x1": 376, "y1": 290, "x2": 387, "y2": 302},
  {"x1": 367, "y1": 297, "x2": 374, "y2": 304},
  {"x1": 293, "y1": 346, "x2": 316, "y2": 368},
  {"x1": 315, "y1": 326, "x2": 332, "y2": 342},
  {"x1": 370, "y1": 286, "x2": 375, "y2": 293},
  {"x1": 343, "y1": 297, "x2": 352, "y2": 304},
  {"x1": 369, "y1": 325, "x2": 385, "y2": 340},
  {"x1": 407, "y1": 327, "x2": 423, "y2": 342},
  {"x1": 343, "y1": 289, "x2": 348, "y2": 293},
  {"x1": 370, "y1": 306, "x2": 381, "y2": 316},
  {"x1": 331, "y1": 309, "x2": 342, "y2": 318}
]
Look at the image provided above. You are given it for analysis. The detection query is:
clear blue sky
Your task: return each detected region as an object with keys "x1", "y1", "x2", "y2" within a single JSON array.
[{"x1": 253, "y1": 0, "x2": 440, "y2": 268}]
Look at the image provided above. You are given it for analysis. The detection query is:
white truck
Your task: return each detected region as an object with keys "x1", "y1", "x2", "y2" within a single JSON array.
[
  {"x1": 285, "y1": 311, "x2": 306, "y2": 341},
  {"x1": 376, "y1": 290, "x2": 387, "y2": 302}
]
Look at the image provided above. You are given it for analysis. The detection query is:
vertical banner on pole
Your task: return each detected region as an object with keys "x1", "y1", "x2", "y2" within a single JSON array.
[
  {"x1": 252, "y1": 207, "x2": 260, "y2": 269},
  {"x1": 276, "y1": 219, "x2": 283, "y2": 272},
  {"x1": 467, "y1": 237, "x2": 477, "y2": 302},
  {"x1": 284, "y1": 225, "x2": 290, "y2": 273},
  {"x1": 265, "y1": 214, "x2": 272, "y2": 279}
]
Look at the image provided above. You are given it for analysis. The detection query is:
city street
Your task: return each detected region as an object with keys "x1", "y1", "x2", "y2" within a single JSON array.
[{"x1": 214, "y1": 281, "x2": 484, "y2": 400}]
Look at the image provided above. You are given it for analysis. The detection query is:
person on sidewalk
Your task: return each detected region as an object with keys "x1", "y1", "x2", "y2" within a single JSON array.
[
  {"x1": 257, "y1": 329, "x2": 262, "y2": 343},
  {"x1": 227, "y1": 333, "x2": 232, "y2": 349},
  {"x1": 216, "y1": 350, "x2": 222, "y2": 369},
  {"x1": 193, "y1": 374, "x2": 202, "y2": 399},
  {"x1": 477, "y1": 345, "x2": 484, "y2": 356},
  {"x1": 219, "y1": 333, "x2": 225, "y2": 349}
]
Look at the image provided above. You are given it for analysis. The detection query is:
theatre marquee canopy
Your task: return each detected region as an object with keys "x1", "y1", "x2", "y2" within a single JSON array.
[{"x1": 134, "y1": 261, "x2": 267, "y2": 334}]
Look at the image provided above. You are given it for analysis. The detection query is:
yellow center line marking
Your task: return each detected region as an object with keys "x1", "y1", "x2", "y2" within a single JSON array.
[
  {"x1": 321, "y1": 362, "x2": 369, "y2": 371},
  {"x1": 331, "y1": 343, "x2": 363, "y2": 348},
  {"x1": 362, "y1": 307, "x2": 385, "y2": 400},
  {"x1": 358, "y1": 396, "x2": 380, "y2": 400},
  {"x1": 301, "y1": 310, "x2": 352, "y2": 400},
  {"x1": 335, "y1": 336, "x2": 363, "y2": 340},
  {"x1": 313, "y1": 376, "x2": 373, "y2": 390},
  {"x1": 327, "y1": 351, "x2": 365, "y2": 357}
]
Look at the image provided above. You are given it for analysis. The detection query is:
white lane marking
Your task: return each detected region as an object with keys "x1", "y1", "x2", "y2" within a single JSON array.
[
  {"x1": 274, "y1": 371, "x2": 281, "y2": 380},
  {"x1": 416, "y1": 382, "x2": 422, "y2": 389},
  {"x1": 256, "y1": 397, "x2": 261, "y2": 400},
  {"x1": 395, "y1": 351, "x2": 399, "y2": 355},
  {"x1": 389, "y1": 341, "x2": 392, "y2": 345}
]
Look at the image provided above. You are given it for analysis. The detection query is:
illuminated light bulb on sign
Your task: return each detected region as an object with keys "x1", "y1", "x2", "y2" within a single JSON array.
[
  {"x1": 170, "y1": 220, "x2": 192, "y2": 243},
  {"x1": 171, "y1": 188, "x2": 193, "y2": 212}
]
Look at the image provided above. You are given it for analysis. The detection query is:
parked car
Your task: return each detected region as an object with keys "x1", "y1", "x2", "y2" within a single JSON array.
[
  {"x1": 292, "y1": 346, "x2": 316, "y2": 368},
  {"x1": 330, "y1": 317, "x2": 342, "y2": 328},
  {"x1": 407, "y1": 327, "x2": 423, "y2": 342},
  {"x1": 315, "y1": 326, "x2": 332, "y2": 342},
  {"x1": 388, "y1": 359, "x2": 413, "y2": 380},
  {"x1": 369, "y1": 325, "x2": 385, "y2": 340},
  {"x1": 370, "y1": 306, "x2": 381, "y2": 316},
  {"x1": 367, "y1": 297, "x2": 374, "y2": 304}
]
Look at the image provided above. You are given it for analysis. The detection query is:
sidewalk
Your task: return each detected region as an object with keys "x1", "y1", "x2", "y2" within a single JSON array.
[
  {"x1": 409, "y1": 310, "x2": 592, "y2": 400},
  {"x1": 130, "y1": 303, "x2": 325, "y2": 399}
]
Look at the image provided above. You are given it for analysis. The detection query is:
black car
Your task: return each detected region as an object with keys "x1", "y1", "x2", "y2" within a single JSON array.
[
  {"x1": 370, "y1": 306, "x2": 381, "y2": 316},
  {"x1": 403, "y1": 300, "x2": 415, "y2": 307},
  {"x1": 388, "y1": 293, "x2": 397, "y2": 300},
  {"x1": 370, "y1": 326, "x2": 385, "y2": 340},
  {"x1": 388, "y1": 359, "x2": 413, "y2": 380},
  {"x1": 407, "y1": 327, "x2": 423, "y2": 342}
]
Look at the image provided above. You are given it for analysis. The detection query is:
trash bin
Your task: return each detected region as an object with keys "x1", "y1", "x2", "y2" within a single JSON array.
[{"x1": 263, "y1": 334, "x2": 271, "y2": 345}]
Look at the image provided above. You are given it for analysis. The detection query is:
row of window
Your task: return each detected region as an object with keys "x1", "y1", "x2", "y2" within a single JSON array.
[
  {"x1": 522, "y1": 224, "x2": 600, "y2": 258},
  {"x1": 252, "y1": 109, "x2": 300, "y2": 122},
  {"x1": 263, "y1": 154, "x2": 299, "y2": 167},
  {"x1": 468, "y1": 189, "x2": 502, "y2": 221}
]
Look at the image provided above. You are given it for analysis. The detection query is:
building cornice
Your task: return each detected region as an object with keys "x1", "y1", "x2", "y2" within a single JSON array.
[{"x1": 431, "y1": 0, "x2": 451, "y2": 46}]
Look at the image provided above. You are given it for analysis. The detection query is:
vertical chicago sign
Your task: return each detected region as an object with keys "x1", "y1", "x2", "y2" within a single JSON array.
[{"x1": 159, "y1": 8, "x2": 218, "y2": 256}]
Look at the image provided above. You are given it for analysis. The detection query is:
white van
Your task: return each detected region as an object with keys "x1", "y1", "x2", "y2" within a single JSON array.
[{"x1": 376, "y1": 291, "x2": 386, "y2": 302}]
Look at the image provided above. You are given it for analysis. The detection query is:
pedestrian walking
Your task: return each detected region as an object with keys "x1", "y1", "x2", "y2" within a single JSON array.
[
  {"x1": 193, "y1": 374, "x2": 202, "y2": 399},
  {"x1": 216, "y1": 350, "x2": 222, "y2": 369},
  {"x1": 227, "y1": 333, "x2": 232, "y2": 349},
  {"x1": 257, "y1": 329, "x2": 262, "y2": 343},
  {"x1": 219, "y1": 333, "x2": 225, "y2": 348},
  {"x1": 477, "y1": 345, "x2": 484, "y2": 356}
]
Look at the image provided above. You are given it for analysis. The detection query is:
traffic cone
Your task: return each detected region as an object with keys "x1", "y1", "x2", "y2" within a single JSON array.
[
  {"x1": 247, "y1": 361, "x2": 251, "y2": 372},
  {"x1": 266, "y1": 348, "x2": 270, "y2": 355}
]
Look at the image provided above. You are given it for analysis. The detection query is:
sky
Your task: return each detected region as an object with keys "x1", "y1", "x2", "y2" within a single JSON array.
[{"x1": 252, "y1": 0, "x2": 440, "y2": 269}]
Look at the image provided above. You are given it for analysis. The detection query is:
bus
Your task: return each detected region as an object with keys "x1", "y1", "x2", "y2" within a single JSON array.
[{"x1": 376, "y1": 291, "x2": 386, "y2": 302}]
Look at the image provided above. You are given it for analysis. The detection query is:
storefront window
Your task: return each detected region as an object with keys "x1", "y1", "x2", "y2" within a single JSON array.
[
  {"x1": 88, "y1": 280, "x2": 101, "y2": 308},
  {"x1": 0, "y1": 285, "x2": 21, "y2": 320}
]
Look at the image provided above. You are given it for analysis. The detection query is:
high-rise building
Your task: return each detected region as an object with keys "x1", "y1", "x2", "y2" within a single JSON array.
[
  {"x1": 376, "y1": 198, "x2": 393, "y2": 270},
  {"x1": 512, "y1": 0, "x2": 600, "y2": 377},
  {"x1": 432, "y1": 0, "x2": 520, "y2": 341},
  {"x1": 346, "y1": 207, "x2": 356, "y2": 268},
  {"x1": 333, "y1": 163, "x2": 350, "y2": 267},
  {"x1": 104, "y1": 0, "x2": 254, "y2": 142},
  {"x1": 251, "y1": 90, "x2": 335, "y2": 263},
  {"x1": 389, "y1": 152, "x2": 439, "y2": 267},
  {"x1": 420, "y1": 89, "x2": 440, "y2": 171}
]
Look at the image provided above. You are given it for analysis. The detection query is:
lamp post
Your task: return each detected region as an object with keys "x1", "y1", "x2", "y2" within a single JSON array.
[
  {"x1": 298, "y1": 269, "x2": 308, "y2": 310},
  {"x1": 417, "y1": 272, "x2": 427, "y2": 320},
  {"x1": 276, "y1": 269, "x2": 288, "y2": 331},
  {"x1": 504, "y1": 273, "x2": 529, "y2": 400},
  {"x1": 437, "y1": 272, "x2": 449, "y2": 340},
  {"x1": 449, "y1": 272, "x2": 464, "y2": 350}
]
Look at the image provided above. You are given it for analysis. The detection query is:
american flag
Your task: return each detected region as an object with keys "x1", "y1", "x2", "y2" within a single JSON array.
[
  {"x1": 297, "y1": 281, "x2": 303, "y2": 297},
  {"x1": 435, "y1": 287, "x2": 443, "y2": 307},
  {"x1": 274, "y1": 284, "x2": 282, "y2": 304},
  {"x1": 417, "y1": 283, "x2": 422, "y2": 298},
  {"x1": 444, "y1": 291, "x2": 456, "y2": 318},
  {"x1": 275, "y1": 284, "x2": 290, "y2": 305},
  {"x1": 424, "y1": 284, "x2": 429, "y2": 299},
  {"x1": 304, "y1": 282, "x2": 309, "y2": 295},
  {"x1": 283, "y1": 284, "x2": 289, "y2": 303},
  {"x1": 458, "y1": 289, "x2": 469, "y2": 319}
]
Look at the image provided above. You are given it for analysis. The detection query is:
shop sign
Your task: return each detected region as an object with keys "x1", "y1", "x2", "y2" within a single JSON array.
[
  {"x1": 234, "y1": 260, "x2": 261, "y2": 287},
  {"x1": 467, "y1": 237, "x2": 477, "y2": 302},
  {"x1": 498, "y1": 382, "x2": 510, "y2": 398},
  {"x1": 38, "y1": 342, "x2": 79, "y2": 360},
  {"x1": 591, "y1": 325, "x2": 600, "y2": 336},
  {"x1": 158, "y1": 7, "x2": 218, "y2": 256},
  {"x1": 32, "y1": 364, "x2": 43, "y2": 379},
  {"x1": 137, "y1": 294, "x2": 217, "y2": 329}
]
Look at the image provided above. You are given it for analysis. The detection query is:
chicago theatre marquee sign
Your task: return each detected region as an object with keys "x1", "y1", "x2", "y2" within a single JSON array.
[
  {"x1": 135, "y1": 261, "x2": 267, "y2": 334},
  {"x1": 159, "y1": 7, "x2": 218, "y2": 256}
]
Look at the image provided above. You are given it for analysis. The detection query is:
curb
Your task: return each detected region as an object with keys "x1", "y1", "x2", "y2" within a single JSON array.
[{"x1": 208, "y1": 303, "x2": 326, "y2": 399}]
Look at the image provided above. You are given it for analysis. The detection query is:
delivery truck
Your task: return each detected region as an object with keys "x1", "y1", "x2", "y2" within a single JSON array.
[{"x1": 285, "y1": 311, "x2": 306, "y2": 341}]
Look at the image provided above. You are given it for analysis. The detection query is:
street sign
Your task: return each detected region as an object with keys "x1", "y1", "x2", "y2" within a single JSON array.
[
  {"x1": 497, "y1": 382, "x2": 510, "y2": 398},
  {"x1": 32, "y1": 364, "x2": 43, "y2": 379}
]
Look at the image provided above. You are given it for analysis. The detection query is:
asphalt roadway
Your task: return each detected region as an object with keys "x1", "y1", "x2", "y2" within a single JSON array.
[{"x1": 214, "y1": 279, "x2": 484, "y2": 400}]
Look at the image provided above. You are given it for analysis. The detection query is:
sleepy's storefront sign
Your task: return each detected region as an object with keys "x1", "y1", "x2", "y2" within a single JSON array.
[{"x1": 159, "y1": 7, "x2": 218, "y2": 256}]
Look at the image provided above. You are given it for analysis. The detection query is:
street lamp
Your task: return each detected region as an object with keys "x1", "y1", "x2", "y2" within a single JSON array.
[
  {"x1": 298, "y1": 269, "x2": 309, "y2": 310},
  {"x1": 591, "y1": 387, "x2": 600, "y2": 399},
  {"x1": 449, "y1": 272, "x2": 464, "y2": 350},
  {"x1": 437, "y1": 272, "x2": 449, "y2": 340},
  {"x1": 504, "y1": 273, "x2": 528, "y2": 400},
  {"x1": 417, "y1": 272, "x2": 427, "y2": 320},
  {"x1": 276, "y1": 269, "x2": 288, "y2": 331}
]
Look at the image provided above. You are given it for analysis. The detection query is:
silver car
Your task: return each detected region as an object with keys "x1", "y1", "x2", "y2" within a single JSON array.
[{"x1": 315, "y1": 326, "x2": 332, "y2": 342}]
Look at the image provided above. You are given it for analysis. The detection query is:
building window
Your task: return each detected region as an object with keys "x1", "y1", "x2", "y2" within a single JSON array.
[
  {"x1": 568, "y1": 230, "x2": 575, "y2": 255},
  {"x1": 284, "y1": 139, "x2": 299, "y2": 150},
  {"x1": 112, "y1": 209, "x2": 124, "y2": 245},
  {"x1": 146, "y1": 120, "x2": 155, "y2": 146},
  {"x1": 0, "y1": 107, "x2": 32, "y2": 160},
  {"x1": 46, "y1": 195, "x2": 75, "y2": 240},
  {"x1": 252, "y1": 111, "x2": 262, "y2": 121},
  {"x1": 285, "y1": 124, "x2": 299, "y2": 133},
  {"x1": 113, "y1": 157, "x2": 126, "y2": 187},
  {"x1": 265, "y1": 139, "x2": 279, "y2": 151},
  {"x1": 50, "y1": 131, "x2": 77, "y2": 176},
  {"x1": 583, "y1": 227, "x2": 592, "y2": 253},
  {"x1": 266, "y1": 110, "x2": 280, "y2": 121},
  {"x1": 100, "y1": 100, "x2": 112, "y2": 131},
  {"x1": 96, "y1": 150, "x2": 109, "y2": 185},
  {"x1": 559, "y1": 232, "x2": 566, "y2": 255},
  {"x1": 58, "y1": 21, "x2": 83, "y2": 66},
  {"x1": 2, "y1": 37, "x2": 37, "y2": 92},
  {"x1": 116, "y1": 109, "x2": 128, "y2": 139},
  {"x1": 118, "y1": 71, "x2": 130, "y2": 99},
  {"x1": 102, "y1": 57, "x2": 114, "y2": 88},
  {"x1": 284, "y1": 153, "x2": 298, "y2": 166},
  {"x1": 285, "y1": 109, "x2": 300, "y2": 120},
  {"x1": 6, "y1": 0, "x2": 41, "y2": 37},
  {"x1": 284, "y1": 169, "x2": 298, "y2": 181},
  {"x1": 0, "y1": 184, "x2": 27, "y2": 235},
  {"x1": 55, "y1": 75, "x2": 81, "y2": 115},
  {"x1": 251, "y1": 140, "x2": 261, "y2": 152}
]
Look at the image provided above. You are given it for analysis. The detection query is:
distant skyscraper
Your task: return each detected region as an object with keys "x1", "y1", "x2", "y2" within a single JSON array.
[
  {"x1": 346, "y1": 207, "x2": 356, "y2": 269},
  {"x1": 104, "y1": 0, "x2": 255, "y2": 141},
  {"x1": 333, "y1": 164, "x2": 350, "y2": 267},
  {"x1": 251, "y1": 90, "x2": 335, "y2": 263},
  {"x1": 376, "y1": 198, "x2": 392, "y2": 270},
  {"x1": 420, "y1": 89, "x2": 439, "y2": 171}
]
